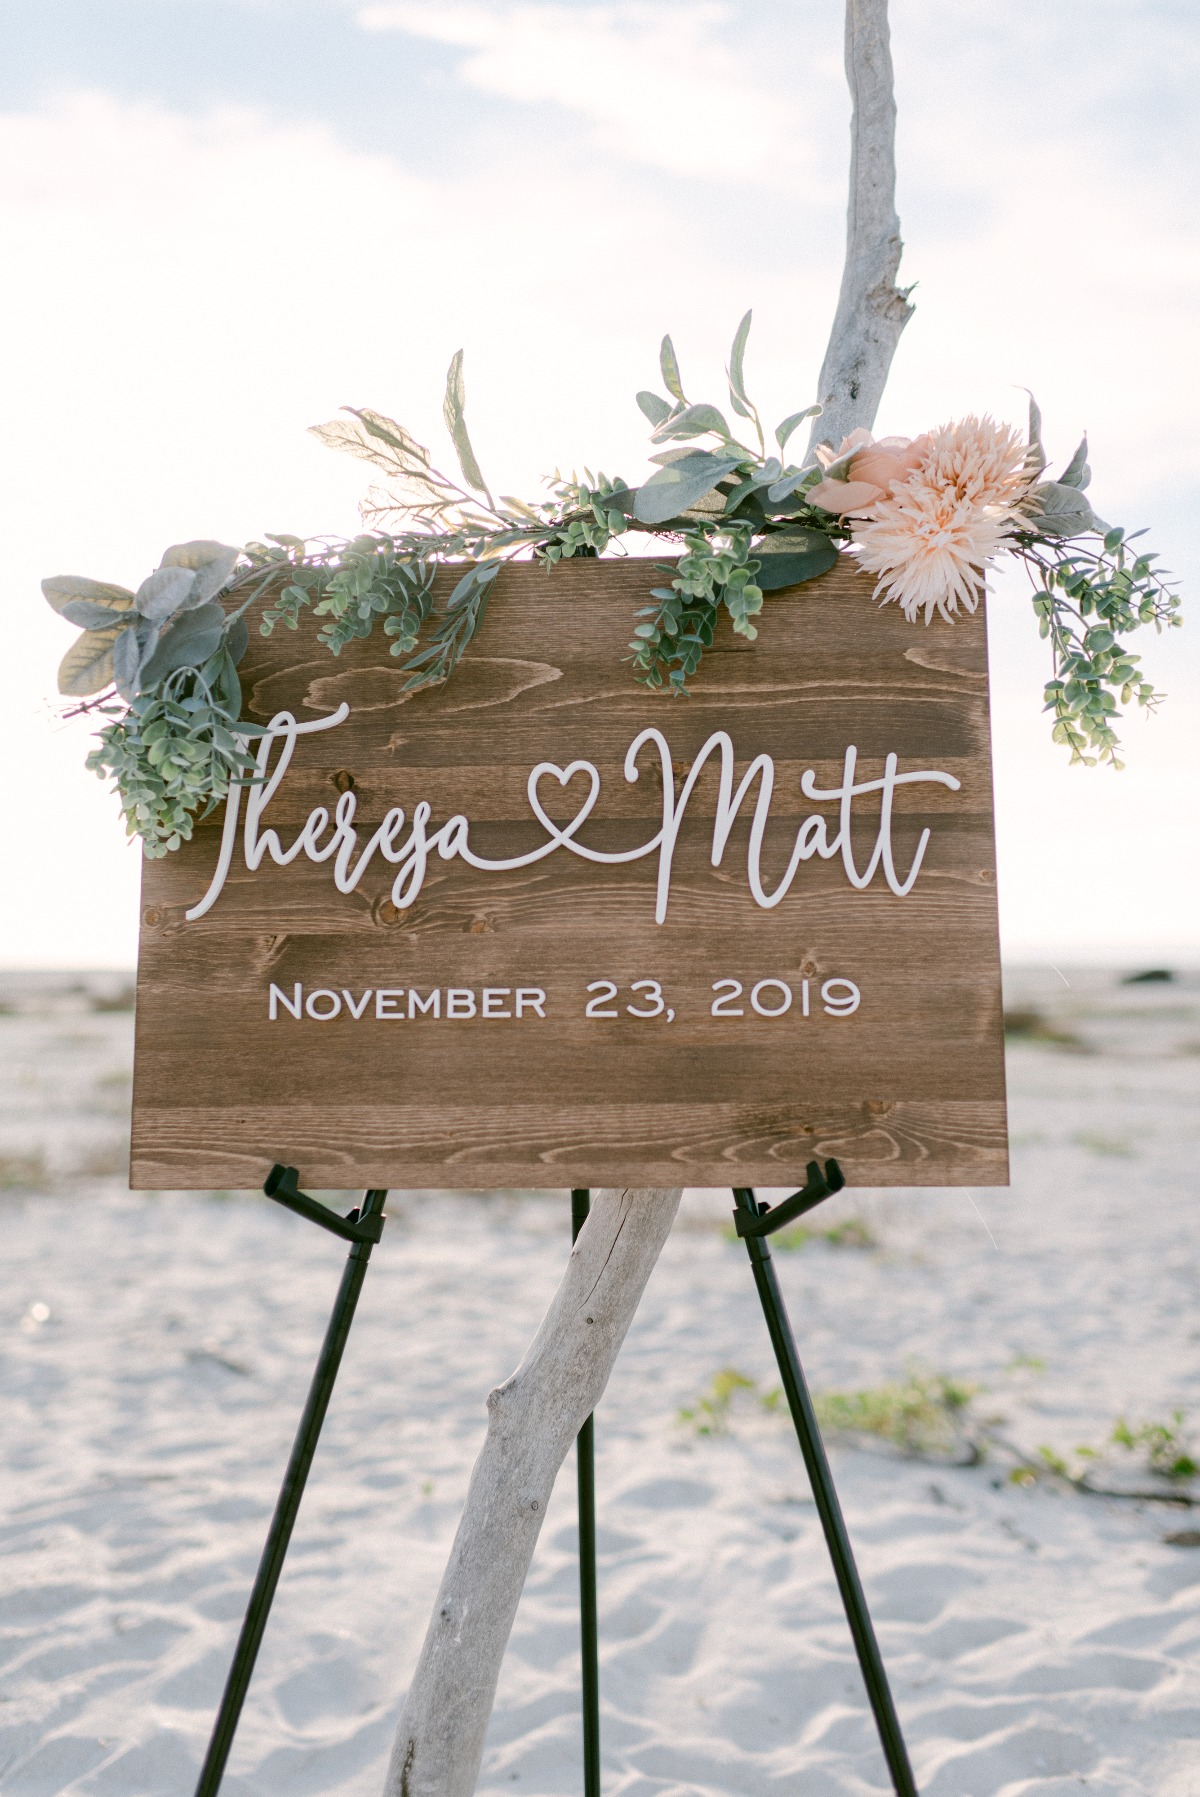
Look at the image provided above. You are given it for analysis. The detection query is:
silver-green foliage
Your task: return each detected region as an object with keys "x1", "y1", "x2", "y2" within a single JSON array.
[
  {"x1": 1007, "y1": 401, "x2": 1179, "y2": 767},
  {"x1": 46, "y1": 320, "x2": 1181, "y2": 852}
]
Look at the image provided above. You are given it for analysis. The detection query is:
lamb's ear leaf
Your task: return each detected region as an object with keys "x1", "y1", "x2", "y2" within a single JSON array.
[
  {"x1": 1057, "y1": 434, "x2": 1091, "y2": 491},
  {"x1": 775, "y1": 406, "x2": 821, "y2": 453},
  {"x1": 636, "y1": 390, "x2": 672, "y2": 427},
  {"x1": 57, "y1": 623, "x2": 125, "y2": 697},
  {"x1": 754, "y1": 532, "x2": 839, "y2": 590},
  {"x1": 442, "y1": 349, "x2": 489, "y2": 497},
  {"x1": 659, "y1": 334, "x2": 687, "y2": 403},
  {"x1": 137, "y1": 602, "x2": 227, "y2": 688},
  {"x1": 160, "y1": 541, "x2": 241, "y2": 605},
  {"x1": 650, "y1": 402, "x2": 733, "y2": 443},
  {"x1": 726, "y1": 309, "x2": 754, "y2": 420},
  {"x1": 134, "y1": 565, "x2": 198, "y2": 623},
  {"x1": 42, "y1": 576, "x2": 134, "y2": 617},
  {"x1": 633, "y1": 450, "x2": 742, "y2": 525},
  {"x1": 58, "y1": 598, "x2": 134, "y2": 630}
]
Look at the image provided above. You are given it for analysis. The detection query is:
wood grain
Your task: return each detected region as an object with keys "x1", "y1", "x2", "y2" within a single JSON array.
[{"x1": 132, "y1": 556, "x2": 1009, "y2": 1190}]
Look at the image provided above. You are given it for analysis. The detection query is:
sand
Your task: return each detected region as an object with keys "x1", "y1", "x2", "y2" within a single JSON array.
[{"x1": 1, "y1": 967, "x2": 1199, "y2": 1795}]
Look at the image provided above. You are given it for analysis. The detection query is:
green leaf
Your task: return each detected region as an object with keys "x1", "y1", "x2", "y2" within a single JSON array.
[
  {"x1": 766, "y1": 466, "x2": 821, "y2": 504},
  {"x1": 775, "y1": 406, "x2": 821, "y2": 453},
  {"x1": 42, "y1": 575, "x2": 134, "y2": 618},
  {"x1": 636, "y1": 390, "x2": 672, "y2": 427},
  {"x1": 754, "y1": 533, "x2": 839, "y2": 590},
  {"x1": 726, "y1": 309, "x2": 752, "y2": 417},
  {"x1": 1025, "y1": 481, "x2": 1097, "y2": 539},
  {"x1": 57, "y1": 622, "x2": 126, "y2": 696},
  {"x1": 1057, "y1": 433, "x2": 1091, "y2": 490},
  {"x1": 650, "y1": 402, "x2": 733, "y2": 443},
  {"x1": 442, "y1": 349, "x2": 490, "y2": 498},
  {"x1": 134, "y1": 565, "x2": 198, "y2": 623},
  {"x1": 57, "y1": 597, "x2": 135, "y2": 631},
  {"x1": 634, "y1": 450, "x2": 745, "y2": 525},
  {"x1": 159, "y1": 540, "x2": 241, "y2": 604},
  {"x1": 138, "y1": 602, "x2": 227, "y2": 687},
  {"x1": 659, "y1": 334, "x2": 686, "y2": 403}
]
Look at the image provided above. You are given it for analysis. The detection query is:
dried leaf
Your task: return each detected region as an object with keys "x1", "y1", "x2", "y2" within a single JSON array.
[
  {"x1": 442, "y1": 349, "x2": 489, "y2": 497},
  {"x1": 42, "y1": 576, "x2": 134, "y2": 616},
  {"x1": 57, "y1": 623, "x2": 126, "y2": 697}
]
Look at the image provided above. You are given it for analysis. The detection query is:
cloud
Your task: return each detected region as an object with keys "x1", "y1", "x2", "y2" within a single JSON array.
[
  {"x1": 2, "y1": 19, "x2": 1199, "y2": 965},
  {"x1": 356, "y1": 0, "x2": 801, "y2": 177}
]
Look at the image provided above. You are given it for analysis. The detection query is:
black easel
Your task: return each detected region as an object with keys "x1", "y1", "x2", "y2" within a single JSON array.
[
  {"x1": 193, "y1": 1165, "x2": 916, "y2": 1796},
  {"x1": 193, "y1": 1170, "x2": 387, "y2": 1797},
  {"x1": 731, "y1": 1164, "x2": 918, "y2": 1795}
]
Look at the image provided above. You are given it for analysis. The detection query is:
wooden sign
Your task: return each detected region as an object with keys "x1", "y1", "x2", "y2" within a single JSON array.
[{"x1": 131, "y1": 558, "x2": 1008, "y2": 1191}]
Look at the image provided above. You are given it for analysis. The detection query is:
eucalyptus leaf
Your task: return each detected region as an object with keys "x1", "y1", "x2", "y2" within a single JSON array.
[
  {"x1": 1057, "y1": 434, "x2": 1091, "y2": 491},
  {"x1": 633, "y1": 451, "x2": 743, "y2": 526},
  {"x1": 42, "y1": 575, "x2": 134, "y2": 617},
  {"x1": 442, "y1": 349, "x2": 490, "y2": 497},
  {"x1": 57, "y1": 624, "x2": 125, "y2": 697},
  {"x1": 636, "y1": 391, "x2": 672, "y2": 427},
  {"x1": 754, "y1": 534, "x2": 839, "y2": 591},
  {"x1": 659, "y1": 335, "x2": 686, "y2": 403}
]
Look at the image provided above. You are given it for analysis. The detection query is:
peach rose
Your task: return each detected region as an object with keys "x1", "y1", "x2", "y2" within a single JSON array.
[{"x1": 808, "y1": 432, "x2": 932, "y2": 517}]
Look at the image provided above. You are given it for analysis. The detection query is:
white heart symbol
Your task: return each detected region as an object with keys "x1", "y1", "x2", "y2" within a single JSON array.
[{"x1": 527, "y1": 760, "x2": 601, "y2": 846}]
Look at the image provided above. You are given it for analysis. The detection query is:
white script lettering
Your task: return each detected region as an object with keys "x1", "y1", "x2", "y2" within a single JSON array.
[{"x1": 187, "y1": 709, "x2": 960, "y2": 925}]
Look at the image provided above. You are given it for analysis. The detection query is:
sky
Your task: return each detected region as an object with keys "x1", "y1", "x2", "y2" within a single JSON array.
[{"x1": 1, "y1": 0, "x2": 1197, "y2": 967}]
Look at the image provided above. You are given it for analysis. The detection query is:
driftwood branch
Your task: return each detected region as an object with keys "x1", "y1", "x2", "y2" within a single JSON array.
[
  {"x1": 808, "y1": 0, "x2": 913, "y2": 451},
  {"x1": 382, "y1": 9, "x2": 910, "y2": 1792},
  {"x1": 383, "y1": 1187, "x2": 682, "y2": 1797}
]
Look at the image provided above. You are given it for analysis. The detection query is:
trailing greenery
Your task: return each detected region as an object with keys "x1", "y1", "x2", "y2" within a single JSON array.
[{"x1": 45, "y1": 316, "x2": 1181, "y2": 852}]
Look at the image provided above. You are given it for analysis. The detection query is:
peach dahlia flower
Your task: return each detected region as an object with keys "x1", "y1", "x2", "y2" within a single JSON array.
[{"x1": 849, "y1": 416, "x2": 1032, "y2": 623}]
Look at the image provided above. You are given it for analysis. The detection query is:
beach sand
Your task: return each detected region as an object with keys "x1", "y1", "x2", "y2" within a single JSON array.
[{"x1": 1, "y1": 968, "x2": 1199, "y2": 1794}]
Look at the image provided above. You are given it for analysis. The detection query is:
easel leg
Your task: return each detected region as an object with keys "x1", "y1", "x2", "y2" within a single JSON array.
[
  {"x1": 571, "y1": 1189, "x2": 602, "y2": 1797},
  {"x1": 194, "y1": 1181, "x2": 388, "y2": 1797},
  {"x1": 732, "y1": 1187, "x2": 918, "y2": 1797}
]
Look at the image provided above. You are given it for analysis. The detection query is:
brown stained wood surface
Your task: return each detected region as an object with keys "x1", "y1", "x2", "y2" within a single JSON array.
[{"x1": 132, "y1": 557, "x2": 1009, "y2": 1190}]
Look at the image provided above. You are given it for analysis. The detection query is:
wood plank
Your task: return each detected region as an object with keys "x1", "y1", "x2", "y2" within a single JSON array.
[{"x1": 132, "y1": 557, "x2": 1009, "y2": 1190}]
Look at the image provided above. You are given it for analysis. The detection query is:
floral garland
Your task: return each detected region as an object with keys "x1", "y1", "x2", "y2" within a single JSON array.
[{"x1": 44, "y1": 317, "x2": 1179, "y2": 857}]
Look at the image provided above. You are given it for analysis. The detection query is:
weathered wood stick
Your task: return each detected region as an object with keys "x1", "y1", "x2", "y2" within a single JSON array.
[
  {"x1": 383, "y1": 6, "x2": 912, "y2": 1788},
  {"x1": 808, "y1": 0, "x2": 914, "y2": 453},
  {"x1": 383, "y1": 1186, "x2": 683, "y2": 1797}
]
